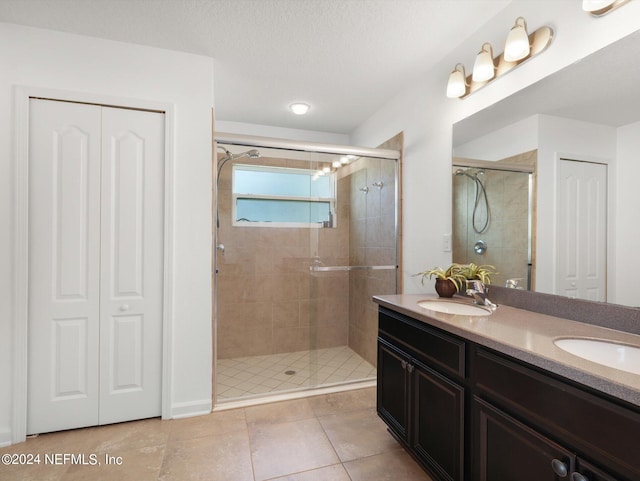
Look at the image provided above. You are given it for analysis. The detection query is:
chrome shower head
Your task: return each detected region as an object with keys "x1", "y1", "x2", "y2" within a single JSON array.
[
  {"x1": 455, "y1": 168, "x2": 476, "y2": 180},
  {"x1": 225, "y1": 149, "x2": 261, "y2": 161}
]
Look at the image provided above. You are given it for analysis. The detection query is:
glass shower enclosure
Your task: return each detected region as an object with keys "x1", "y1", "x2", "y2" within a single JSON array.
[
  {"x1": 213, "y1": 135, "x2": 399, "y2": 406},
  {"x1": 452, "y1": 157, "x2": 535, "y2": 289}
]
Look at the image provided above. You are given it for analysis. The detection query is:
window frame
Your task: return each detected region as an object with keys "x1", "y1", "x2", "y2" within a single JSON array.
[{"x1": 231, "y1": 163, "x2": 336, "y2": 228}]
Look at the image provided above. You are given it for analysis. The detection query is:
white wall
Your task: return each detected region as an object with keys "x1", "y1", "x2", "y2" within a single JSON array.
[
  {"x1": 0, "y1": 23, "x2": 214, "y2": 445},
  {"x1": 453, "y1": 115, "x2": 538, "y2": 160},
  {"x1": 351, "y1": 1, "x2": 640, "y2": 295},
  {"x1": 615, "y1": 121, "x2": 640, "y2": 307},
  {"x1": 215, "y1": 120, "x2": 350, "y2": 145}
]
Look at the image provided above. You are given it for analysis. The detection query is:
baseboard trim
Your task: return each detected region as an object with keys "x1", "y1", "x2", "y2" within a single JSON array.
[
  {"x1": 169, "y1": 400, "x2": 212, "y2": 419},
  {"x1": 0, "y1": 429, "x2": 13, "y2": 447}
]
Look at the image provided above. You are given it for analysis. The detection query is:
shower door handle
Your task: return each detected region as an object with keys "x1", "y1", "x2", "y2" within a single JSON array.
[{"x1": 310, "y1": 265, "x2": 397, "y2": 272}]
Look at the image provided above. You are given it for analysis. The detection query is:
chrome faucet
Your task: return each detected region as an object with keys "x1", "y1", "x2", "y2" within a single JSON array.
[{"x1": 466, "y1": 280, "x2": 497, "y2": 310}]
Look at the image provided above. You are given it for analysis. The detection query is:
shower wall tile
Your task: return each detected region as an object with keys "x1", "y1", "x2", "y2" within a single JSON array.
[
  {"x1": 315, "y1": 321, "x2": 350, "y2": 349},
  {"x1": 273, "y1": 327, "x2": 312, "y2": 354},
  {"x1": 273, "y1": 301, "x2": 301, "y2": 328},
  {"x1": 217, "y1": 301, "x2": 272, "y2": 329},
  {"x1": 217, "y1": 325, "x2": 273, "y2": 359}
]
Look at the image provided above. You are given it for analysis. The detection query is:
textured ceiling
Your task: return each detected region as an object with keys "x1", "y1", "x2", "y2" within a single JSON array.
[{"x1": 0, "y1": 0, "x2": 512, "y2": 133}]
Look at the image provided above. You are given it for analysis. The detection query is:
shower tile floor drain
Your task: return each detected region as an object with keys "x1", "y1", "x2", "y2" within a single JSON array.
[{"x1": 216, "y1": 345, "x2": 376, "y2": 401}]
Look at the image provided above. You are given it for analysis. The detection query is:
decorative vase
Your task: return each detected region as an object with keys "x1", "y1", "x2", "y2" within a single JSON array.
[{"x1": 435, "y1": 279, "x2": 457, "y2": 298}]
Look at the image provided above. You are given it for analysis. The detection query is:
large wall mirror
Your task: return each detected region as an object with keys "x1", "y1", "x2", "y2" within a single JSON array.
[{"x1": 452, "y1": 29, "x2": 640, "y2": 308}]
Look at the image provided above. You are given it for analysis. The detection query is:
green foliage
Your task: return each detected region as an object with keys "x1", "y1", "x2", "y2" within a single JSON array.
[
  {"x1": 415, "y1": 263, "x2": 497, "y2": 292},
  {"x1": 461, "y1": 263, "x2": 496, "y2": 285}
]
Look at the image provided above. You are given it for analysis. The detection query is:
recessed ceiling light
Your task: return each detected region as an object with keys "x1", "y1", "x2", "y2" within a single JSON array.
[{"x1": 289, "y1": 102, "x2": 310, "y2": 115}]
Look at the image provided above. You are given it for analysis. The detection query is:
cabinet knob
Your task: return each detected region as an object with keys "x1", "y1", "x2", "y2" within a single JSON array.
[
  {"x1": 400, "y1": 360, "x2": 407, "y2": 370},
  {"x1": 551, "y1": 459, "x2": 569, "y2": 477},
  {"x1": 119, "y1": 304, "x2": 130, "y2": 312},
  {"x1": 407, "y1": 364, "x2": 414, "y2": 373},
  {"x1": 571, "y1": 473, "x2": 589, "y2": 481}
]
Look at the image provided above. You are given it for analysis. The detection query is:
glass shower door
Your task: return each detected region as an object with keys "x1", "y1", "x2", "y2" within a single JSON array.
[{"x1": 214, "y1": 142, "x2": 398, "y2": 404}]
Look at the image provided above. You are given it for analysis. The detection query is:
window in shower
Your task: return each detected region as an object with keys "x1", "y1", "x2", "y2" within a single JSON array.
[{"x1": 232, "y1": 164, "x2": 336, "y2": 227}]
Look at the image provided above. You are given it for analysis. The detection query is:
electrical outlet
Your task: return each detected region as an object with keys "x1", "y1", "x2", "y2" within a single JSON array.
[{"x1": 442, "y1": 234, "x2": 452, "y2": 252}]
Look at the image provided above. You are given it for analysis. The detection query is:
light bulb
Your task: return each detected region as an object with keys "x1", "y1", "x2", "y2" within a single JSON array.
[
  {"x1": 472, "y1": 43, "x2": 495, "y2": 82},
  {"x1": 446, "y1": 64, "x2": 468, "y2": 98},
  {"x1": 504, "y1": 17, "x2": 530, "y2": 62}
]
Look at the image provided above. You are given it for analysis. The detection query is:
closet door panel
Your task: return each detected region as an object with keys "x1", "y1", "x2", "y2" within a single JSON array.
[
  {"x1": 27, "y1": 99, "x2": 102, "y2": 434},
  {"x1": 99, "y1": 107, "x2": 164, "y2": 424}
]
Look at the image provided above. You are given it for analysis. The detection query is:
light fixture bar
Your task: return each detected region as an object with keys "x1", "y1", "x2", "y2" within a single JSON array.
[{"x1": 459, "y1": 25, "x2": 553, "y2": 98}]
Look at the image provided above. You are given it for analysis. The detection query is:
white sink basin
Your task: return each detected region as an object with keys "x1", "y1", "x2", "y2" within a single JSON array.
[
  {"x1": 417, "y1": 300, "x2": 491, "y2": 316},
  {"x1": 554, "y1": 338, "x2": 640, "y2": 375}
]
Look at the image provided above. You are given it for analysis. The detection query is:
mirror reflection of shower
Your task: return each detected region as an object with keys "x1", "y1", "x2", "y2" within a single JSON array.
[
  {"x1": 452, "y1": 153, "x2": 536, "y2": 290},
  {"x1": 455, "y1": 168, "x2": 489, "y2": 234}
]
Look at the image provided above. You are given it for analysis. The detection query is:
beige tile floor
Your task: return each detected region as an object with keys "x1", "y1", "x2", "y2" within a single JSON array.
[{"x1": 0, "y1": 387, "x2": 433, "y2": 481}]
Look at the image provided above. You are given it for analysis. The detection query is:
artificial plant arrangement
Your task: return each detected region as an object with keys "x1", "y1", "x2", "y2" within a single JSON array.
[{"x1": 416, "y1": 262, "x2": 496, "y2": 298}]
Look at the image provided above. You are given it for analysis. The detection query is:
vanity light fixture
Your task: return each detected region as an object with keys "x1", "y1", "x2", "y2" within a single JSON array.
[
  {"x1": 582, "y1": 0, "x2": 631, "y2": 15},
  {"x1": 446, "y1": 17, "x2": 553, "y2": 99},
  {"x1": 446, "y1": 64, "x2": 469, "y2": 98},
  {"x1": 289, "y1": 102, "x2": 310, "y2": 115},
  {"x1": 504, "y1": 17, "x2": 531, "y2": 61},
  {"x1": 472, "y1": 43, "x2": 496, "y2": 82}
]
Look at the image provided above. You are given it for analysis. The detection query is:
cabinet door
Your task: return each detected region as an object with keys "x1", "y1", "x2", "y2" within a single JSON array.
[
  {"x1": 412, "y1": 361, "x2": 464, "y2": 481},
  {"x1": 377, "y1": 338, "x2": 410, "y2": 442},
  {"x1": 473, "y1": 397, "x2": 575, "y2": 481}
]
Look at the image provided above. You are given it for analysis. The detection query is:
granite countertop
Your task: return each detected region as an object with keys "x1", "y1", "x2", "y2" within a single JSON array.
[{"x1": 373, "y1": 293, "x2": 640, "y2": 408}]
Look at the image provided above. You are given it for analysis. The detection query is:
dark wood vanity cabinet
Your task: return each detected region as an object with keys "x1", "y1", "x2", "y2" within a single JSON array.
[
  {"x1": 376, "y1": 306, "x2": 640, "y2": 481},
  {"x1": 473, "y1": 347, "x2": 640, "y2": 481},
  {"x1": 378, "y1": 308, "x2": 465, "y2": 481}
]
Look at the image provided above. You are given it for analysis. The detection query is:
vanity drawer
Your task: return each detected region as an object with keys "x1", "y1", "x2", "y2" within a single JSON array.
[
  {"x1": 474, "y1": 347, "x2": 640, "y2": 481},
  {"x1": 378, "y1": 307, "x2": 466, "y2": 379}
]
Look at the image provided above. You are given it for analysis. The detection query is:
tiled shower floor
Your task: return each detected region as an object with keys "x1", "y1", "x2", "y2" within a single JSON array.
[{"x1": 216, "y1": 345, "x2": 376, "y2": 401}]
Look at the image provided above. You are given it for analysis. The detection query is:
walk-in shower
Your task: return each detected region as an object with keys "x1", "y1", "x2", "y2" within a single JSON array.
[
  {"x1": 452, "y1": 155, "x2": 535, "y2": 290},
  {"x1": 213, "y1": 134, "x2": 401, "y2": 407}
]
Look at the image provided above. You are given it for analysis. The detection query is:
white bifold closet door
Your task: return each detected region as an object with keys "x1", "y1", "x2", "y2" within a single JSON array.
[{"x1": 27, "y1": 99, "x2": 164, "y2": 435}]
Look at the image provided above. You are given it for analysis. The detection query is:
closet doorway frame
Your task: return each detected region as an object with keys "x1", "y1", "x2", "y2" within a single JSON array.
[{"x1": 12, "y1": 86, "x2": 176, "y2": 444}]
